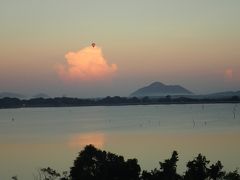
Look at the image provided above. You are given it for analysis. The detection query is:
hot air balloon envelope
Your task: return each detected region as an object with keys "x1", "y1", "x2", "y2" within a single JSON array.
[{"x1": 91, "y1": 43, "x2": 96, "y2": 48}]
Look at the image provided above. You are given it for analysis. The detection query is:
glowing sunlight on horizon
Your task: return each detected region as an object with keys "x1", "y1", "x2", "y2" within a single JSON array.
[{"x1": 68, "y1": 132, "x2": 105, "y2": 149}]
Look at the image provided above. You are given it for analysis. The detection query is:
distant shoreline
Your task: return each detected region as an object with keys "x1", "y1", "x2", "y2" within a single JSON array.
[{"x1": 0, "y1": 96, "x2": 239, "y2": 109}]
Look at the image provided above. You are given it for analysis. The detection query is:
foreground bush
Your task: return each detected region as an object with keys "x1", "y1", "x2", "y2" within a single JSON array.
[{"x1": 70, "y1": 144, "x2": 141, "y2": 180}]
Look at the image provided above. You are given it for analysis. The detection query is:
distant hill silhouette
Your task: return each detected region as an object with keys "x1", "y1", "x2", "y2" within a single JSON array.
[
  {"x1": 0, "y1": 92, "x2": 25, "y2": 99},
  {"x1": 206, "y1": 90, "x2": 240, "y2": 98},
  {"x1": 32, "y1": 93, "x2": 50, "y2": 98},
  {"x1": 130, "y1": 82, "x2": 193, "y2": 97}
]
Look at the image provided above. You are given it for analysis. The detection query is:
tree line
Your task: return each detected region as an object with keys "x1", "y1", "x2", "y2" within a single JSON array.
[
  {"x1": 1, "y1": 95, "x2": 239, "y2": 109},
  {"x1": 12, "y1": 144, "x2": 240, "y2": 180}
]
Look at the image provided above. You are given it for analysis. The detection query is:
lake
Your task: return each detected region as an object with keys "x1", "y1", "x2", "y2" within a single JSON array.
[{"x1": 0, "y1": 104, "x2": 240, "y2": 179}]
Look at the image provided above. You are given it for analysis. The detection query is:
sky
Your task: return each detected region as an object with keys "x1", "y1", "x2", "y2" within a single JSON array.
[{"x1": 0, "y1": 0, "x2": 240, "y2": 97}]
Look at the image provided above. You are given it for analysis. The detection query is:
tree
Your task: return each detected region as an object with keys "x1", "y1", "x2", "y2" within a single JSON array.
[
  {"x1": 159, "y1": 151, "x2": 182, "y2": 180},
  {"x1": 40, "y1": 167, "x2": 61, "y2": 180},
  {"x1": 141, "y1": 151, "x2": 182, "y2": 180},
  {"x1": 33, "y1": 167, "x2": 68, "y2": 180},
  {"x1": 184, "y1": 154, "x2": 209, "y2": 180},
  {"x1": 224, "y1": 169, "x2": 240, "y2": 180},
  {"x1": 10, "y1": 146, "x2": 240, "y2": 180},
  {"x1": 70, "y1": 144, "x2": 141, "y2": 180},
  {"x1": 208, "y1": 161, "x2": 225, "y2": 180},
  {"x1": 141, "y1": 169, "x2": 160, "y2": 180}
]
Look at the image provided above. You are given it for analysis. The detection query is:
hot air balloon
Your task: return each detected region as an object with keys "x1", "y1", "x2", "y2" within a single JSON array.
[{"x1": 91, "y1": 43, "x2": 96, "y2": 48}]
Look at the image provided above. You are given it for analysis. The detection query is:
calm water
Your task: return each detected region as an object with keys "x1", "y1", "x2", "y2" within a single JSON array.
[{"x1": 0, "y1": 104, "x2": 240, "y2": 179}]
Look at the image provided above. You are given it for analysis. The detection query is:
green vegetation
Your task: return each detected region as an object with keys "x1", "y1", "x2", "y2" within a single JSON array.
[{"x1": 12, "y1": 145, "x2": 240, "y2": 180}]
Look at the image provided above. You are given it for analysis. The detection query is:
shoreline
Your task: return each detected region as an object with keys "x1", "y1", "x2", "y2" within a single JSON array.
[{"x1": 0, "y1": 96, "x2": 239, "y2": 109}]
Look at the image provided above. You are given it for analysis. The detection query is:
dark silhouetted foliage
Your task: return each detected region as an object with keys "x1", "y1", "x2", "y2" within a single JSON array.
[
  {"x1": 33, "y1": 167, "x2": 69, "y2": 180},
  {"x1": 1, "y1": 96, "x2": 240, "y2": 109},
  {"x1": 70, "y1": 144, "x2": 141, "y2": 180},
  {"x1": 12, "y1": 145, "x2": 240, "y2": 180},
  {"x1": 159, "y1": 151, "x2": 182, "y2": 180},
  {"x1": 141, "y1": 151, "x2": 182, "y2": 180},
  {"x1": 231, "y1": 96, "x2": 239, "y2": 101},
  {"x1": 184, "y1": 154, "x2": 210, "y2": 180},
  {"x1": 38, "y1": 167, "x2": 60, "y2": 180},
  {"x1": 224, "y1": 169, "x2": 240, "y2": 180},
  {"x1": 208, "y1": 161, "x2": 225, "y2": 180}
]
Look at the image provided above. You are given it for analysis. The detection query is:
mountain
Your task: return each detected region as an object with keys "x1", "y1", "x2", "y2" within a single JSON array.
[
  {"x1": 130, "y1": 82, "x2": 193, "y2": 97},
  {"x1": 0, "y1": 92, "x2": 25, "y2": 99},
  {"x1": 32, "y1": 93, "x2": 50, "y2": 98}
]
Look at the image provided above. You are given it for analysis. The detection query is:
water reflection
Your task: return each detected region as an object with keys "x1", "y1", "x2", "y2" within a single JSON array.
[
  {"x1": 0, "y1": 104, "x2": 239, "y2": 180},
  {"x1": 68, "y1": 132, "x2": 105, "y2": 149}
]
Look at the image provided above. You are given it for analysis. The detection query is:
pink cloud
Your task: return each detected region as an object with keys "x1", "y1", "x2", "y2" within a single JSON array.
[{"x1": 56, "y1": 46, "x2": 117, "y2": 82}]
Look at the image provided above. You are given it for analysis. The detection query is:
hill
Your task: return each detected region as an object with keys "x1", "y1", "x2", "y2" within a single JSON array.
[
  {"x1": 130, "y1": 82, "x2": 193, "y2": 97},
  {"x1": 0, "y1": 92, "x2": 25, "y2": 99},
  {"x1": 205, "y1": 90, "x2": 240, "y2": 98},
  {"x1": 32, "y1": 93, "x2": 50, "y2": 98}
]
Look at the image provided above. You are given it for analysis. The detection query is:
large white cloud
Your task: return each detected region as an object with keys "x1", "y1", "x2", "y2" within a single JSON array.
[{"x1": 57, "y1": 46, "x2": 117, "y2": 81}]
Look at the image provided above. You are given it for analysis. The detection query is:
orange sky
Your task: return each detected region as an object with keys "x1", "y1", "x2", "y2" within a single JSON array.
[{"x1": 0, "y1": 1, "x2": 239, "y2": 97}]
